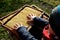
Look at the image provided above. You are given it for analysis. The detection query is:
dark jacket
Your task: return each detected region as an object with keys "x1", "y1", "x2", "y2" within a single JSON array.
[{"x1": 16, "y1": 17, "x2": 49, "y2": 40}]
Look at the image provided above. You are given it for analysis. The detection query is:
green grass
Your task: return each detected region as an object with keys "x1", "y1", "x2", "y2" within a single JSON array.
[
  {"x1": 0, "y1": 25, "x2": 11, "y2": 40},
  {"x1": 0, "y1": 0, "x2": 60, "y2": 40},
  {"x1": 41, "y1": 0, "x2": 60, "y2": 7}
]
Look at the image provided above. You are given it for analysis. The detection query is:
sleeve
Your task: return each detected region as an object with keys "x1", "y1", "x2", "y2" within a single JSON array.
[
  {"x1": 33, "y1": 17, "x2": 49, "y2": 29},
  {"x1": 16, "y1": 26, "x2": 37, "y2": 40}
]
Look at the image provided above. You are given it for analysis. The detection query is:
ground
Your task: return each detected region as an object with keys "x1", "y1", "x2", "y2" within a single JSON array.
[{"x1": 0, "y1": 0, "x2": 60, "y2": 40}]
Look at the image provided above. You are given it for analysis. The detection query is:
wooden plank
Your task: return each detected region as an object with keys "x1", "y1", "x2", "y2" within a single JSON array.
[
  {"x1": 4, "y1": 7, "x2": 43, "y2": 29},
  {"x1": 0, "y1": 5, "x2": 49, "y2": 40},
  {"x1": 0, "y1": 5, "x2": 44, "y2": 40}
]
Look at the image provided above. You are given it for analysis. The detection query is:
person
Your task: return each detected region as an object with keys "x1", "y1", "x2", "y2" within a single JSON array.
[
  {"x1": 14, "y1": 5, "x2": 60, "y2": 40},
  {"x1": 27, "y1": 14, "x2": 49, "y2": 40},
  {"x1": 49, "y1": 5, "x2": 60, "y2": 40}
]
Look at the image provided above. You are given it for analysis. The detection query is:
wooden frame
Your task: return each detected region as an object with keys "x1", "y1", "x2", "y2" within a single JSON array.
[{"x1": 0, "y1": 4, "x2": 49, "y2": 40}]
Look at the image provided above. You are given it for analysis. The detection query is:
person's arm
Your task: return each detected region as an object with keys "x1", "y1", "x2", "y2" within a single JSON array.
[
  {"x1": 33, "y1": 17, "x2": 49, "y2": 29},
  {"x1": 27, "y1": 14, "x2": 49, "y2": 29},
  {"x1": 16, "y1": 26, "x2": 37, "y2": 40}
]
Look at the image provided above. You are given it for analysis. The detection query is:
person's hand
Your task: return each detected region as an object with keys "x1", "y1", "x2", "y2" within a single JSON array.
[
  {"x1": 13, "y1": 23, "x2": 23, "y2": 30},
  {"x1": 27, "y1": 14, "x2": 36, "y2": 26}
]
